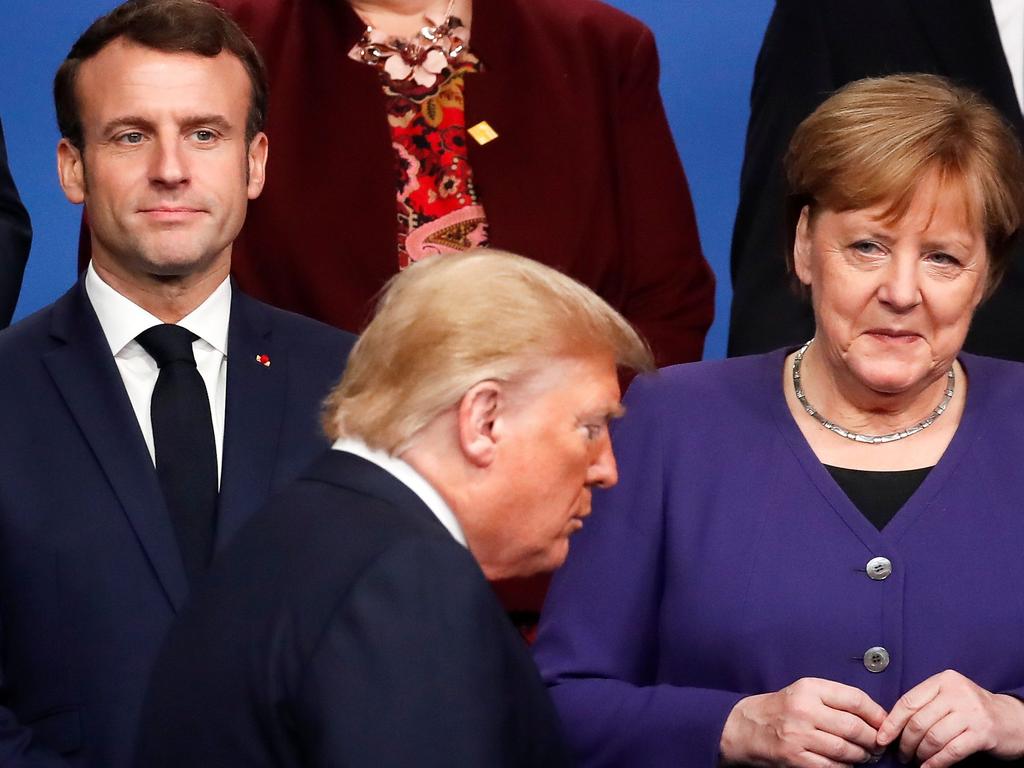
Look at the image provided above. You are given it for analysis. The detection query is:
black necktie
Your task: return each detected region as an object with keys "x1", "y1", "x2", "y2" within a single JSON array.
[{"x1": 136, "y1": 324, "x2": 218, "y2": 584}]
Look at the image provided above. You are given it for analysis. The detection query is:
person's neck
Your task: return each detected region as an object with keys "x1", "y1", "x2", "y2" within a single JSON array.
[
  {"x1": 798, "y1": 341, "x2": 956, "y2": 436},
  {"x1": 349, "y1": 0, "x2": 466, "y2": 38},
  {"x1": 91, "y1": 259, "x2": 229, "y2": 324}
]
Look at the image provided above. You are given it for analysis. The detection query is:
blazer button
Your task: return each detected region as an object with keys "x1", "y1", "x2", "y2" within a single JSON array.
[
  {"x1": 866, "y1": 556, "x2": 892, "y2": 581},
  {"x1": 863, "y1": 646, "x2": 890, "y2": 673}
]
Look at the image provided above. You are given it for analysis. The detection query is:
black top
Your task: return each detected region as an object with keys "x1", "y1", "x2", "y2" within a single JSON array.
[{"x1": 825, "y1": 464, "x2": 933, "y2": 530}]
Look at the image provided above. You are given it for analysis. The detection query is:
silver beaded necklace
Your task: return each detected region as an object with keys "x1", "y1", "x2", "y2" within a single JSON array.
[{"x1": 791, "y1": 339, "x2": 955, "y2": 444}]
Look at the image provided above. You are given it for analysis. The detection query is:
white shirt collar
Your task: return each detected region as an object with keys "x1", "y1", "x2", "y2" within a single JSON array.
[
  {"x1": 331, "y1": 436, "x2": 468, "y2": 547},
  {"x1": 84, "y1": 261, "x2": 231, "y2": 357}
]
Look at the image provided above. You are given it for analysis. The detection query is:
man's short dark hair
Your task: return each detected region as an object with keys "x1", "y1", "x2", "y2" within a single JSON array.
[{"x1": 54, "y1": 0, "x2": 268, "y2": 150}]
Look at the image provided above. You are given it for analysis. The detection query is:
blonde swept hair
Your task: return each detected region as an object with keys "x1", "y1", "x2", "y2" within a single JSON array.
[
  {"x1": 784, "y1": 73, "x2": 1024, "y2": 295},
  {"x1": 322, "y1": 250, "x2": 654, "y2": 453}
]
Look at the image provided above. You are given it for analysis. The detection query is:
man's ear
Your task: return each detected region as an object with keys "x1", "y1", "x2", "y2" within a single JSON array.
[
  {"x1": 57, "y1": 138, "x2": 86, "y2": 205},
  {"x1": 456, "y1": 380, "x2": 503, "y2": 468},
  {"x1": 793, "y1": 204, "x2": 814, "y2": 288},
  {"x1": 246, "y1": 131, "x2": 268, "y2": 199}
]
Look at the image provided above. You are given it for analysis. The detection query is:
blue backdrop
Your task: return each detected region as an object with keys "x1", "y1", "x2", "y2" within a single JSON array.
[{"x1": 0, "y1": 0, "x2": 773, "y2": 359}]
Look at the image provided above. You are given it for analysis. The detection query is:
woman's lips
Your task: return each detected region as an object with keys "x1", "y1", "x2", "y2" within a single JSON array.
[{"x1": 865, "y1": 329, "x2": 920, "y2": 343}]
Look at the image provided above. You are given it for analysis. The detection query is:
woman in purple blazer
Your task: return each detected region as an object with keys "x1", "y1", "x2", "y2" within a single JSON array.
[{"x1": 534, "y1": 74, "x2": 1024, "y2": 768}]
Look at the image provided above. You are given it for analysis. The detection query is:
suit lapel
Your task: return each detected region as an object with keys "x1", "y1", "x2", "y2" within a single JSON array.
[
  {"x1": 907, "y1": 0, "x2": 1024, "y2": 131},
  {"x1": 43, "y1": 284, "x2": 188, "y2": 611},
  {"x1": 215, "y1": 289, "x2": 288, "y2": 550}
]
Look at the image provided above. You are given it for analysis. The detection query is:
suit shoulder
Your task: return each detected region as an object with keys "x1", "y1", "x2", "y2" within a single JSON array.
[
  {"x1": 534, "y1": 0, "x2": 647, "y2": 31},
  {"x1": 0, "y1": 298, "x2": 62, "y2": 360},
  {"x1": 241, "y1": 293, "x2": 357, "y2": 350},
  {"x1": 961, "y1": 353, "x2": 1024, "y2": 404},
  {"x1": 631, "y1": 349, "x2": 783, "y2": 402},
  {"x1": 511, "y1": 0, "x2": 652, "y2": 54}
]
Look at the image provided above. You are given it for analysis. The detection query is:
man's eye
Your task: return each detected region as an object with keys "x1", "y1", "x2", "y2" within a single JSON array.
[
  {"x1": 583, "y1": 424, "x2": 601, "y2": 440},
  {"x1": 118, "y1": 131, "x2": 145, "y2": 144},
  {"x1": 193, "y1": 129, "x2": 216, "y2": 142}
]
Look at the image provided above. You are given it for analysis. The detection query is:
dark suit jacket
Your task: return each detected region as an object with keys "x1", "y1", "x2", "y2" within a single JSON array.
[
  {"x1": 136, "y1": 450, "x2": 572, "y2": 767},
  {"x1": 0, "y1": 282, "x2": 354, "y2": 767},
  {"x1": 0, "y1": 117, "x2": 31, "y2": 328},
  {"x1": 194, "y1": 0, "x2": 712, "y2": 367},
  {"x1": 729, "y1": 0, "x2": 1024, "y2": 358}
]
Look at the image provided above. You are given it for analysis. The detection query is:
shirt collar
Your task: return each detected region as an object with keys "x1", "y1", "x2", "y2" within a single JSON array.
[
  {"x1": 85, "y1": 261, "x2": 231, "y2": 357},
  {"x1": 331, "y1": 436, "x2": 468, "y2": 547}
]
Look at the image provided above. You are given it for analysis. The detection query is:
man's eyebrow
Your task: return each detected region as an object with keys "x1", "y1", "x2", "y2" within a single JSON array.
[
  {"x1": 100, "y1": 115, "x2": 157, "y2": 136},
  {"x1": 179, "y1": 115, "x2": 233, "y2": 132},
  {"x1": 98, "y1": 115, "x2": 234, "y2": 136}
]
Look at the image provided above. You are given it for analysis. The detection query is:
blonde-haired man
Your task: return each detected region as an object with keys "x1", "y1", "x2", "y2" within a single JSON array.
[{"x1": 137, "y1": 250, "x2": 653, "y2": 767}]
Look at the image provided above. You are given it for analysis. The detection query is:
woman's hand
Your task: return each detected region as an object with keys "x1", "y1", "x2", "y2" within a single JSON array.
[
  {"x1": 720, "y1": 677, "x2": 886, "y2": 767},
  {"x1": 876, "y1": 669, "x2": 1024, "y2": 768}
]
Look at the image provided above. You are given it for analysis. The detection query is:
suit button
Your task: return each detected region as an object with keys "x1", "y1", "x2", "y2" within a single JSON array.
[
  {"x1": 863, "y1": 646, "x2": 890, "y2": 673},
  {"x1": 866, "y1": 556, "x2": 892, "y2": 581}
]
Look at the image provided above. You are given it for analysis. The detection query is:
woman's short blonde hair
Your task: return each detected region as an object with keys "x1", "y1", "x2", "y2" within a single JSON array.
[
  {"x1": 784, "y1": 73, "x2": 1024, "y2": 294},
  {"x1": 322, "y1": 250, "x2": 654, "y2": 453}
]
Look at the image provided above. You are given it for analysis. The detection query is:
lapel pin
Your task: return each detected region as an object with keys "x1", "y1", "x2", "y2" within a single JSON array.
[
  {"x1": 255, "y1": 354, "x2": 271, "y2": 367},
  {"x1": 468, "y1": 121, "x2": 499, "y2": 146}
]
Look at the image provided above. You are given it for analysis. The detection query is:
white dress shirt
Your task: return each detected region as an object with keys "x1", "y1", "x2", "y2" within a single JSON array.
[
  {"x1": 85, "y1": 262, "x2": 230, "y2": 484},
  {"x1": 331, "y1": 436, "x2": 468, "y2": 547},
  {"x1": 993, "y1": 0, "x2": 1024, "y2": 110}
]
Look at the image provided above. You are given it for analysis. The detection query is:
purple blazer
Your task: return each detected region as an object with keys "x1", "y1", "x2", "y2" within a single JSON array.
[{"x1": 534, "y1": 349, "x2": 1024, "y2": 767}]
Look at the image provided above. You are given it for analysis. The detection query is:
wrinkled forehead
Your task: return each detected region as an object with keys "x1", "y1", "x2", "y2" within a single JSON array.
[{"x1": 813, "y1": 165, "x2": 984, "y2": 237}]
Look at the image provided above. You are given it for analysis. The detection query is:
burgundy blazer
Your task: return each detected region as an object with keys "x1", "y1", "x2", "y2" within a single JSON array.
[{"x1": 210, "y1": 0, "x2": 714, "y2": 366}]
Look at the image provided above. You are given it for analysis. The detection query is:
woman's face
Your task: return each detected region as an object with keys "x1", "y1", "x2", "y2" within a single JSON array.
[{"x1": 794, "y1": 172, "x2": 989, "y2": 396}]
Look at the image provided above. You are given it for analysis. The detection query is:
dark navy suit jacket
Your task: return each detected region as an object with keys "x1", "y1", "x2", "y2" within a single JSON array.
[
  {"x1": 0, "y1": 281, "x2": 354, "y2": 767},
  {"x1": 136, "y1": 450, "x2": 572, "y2": 767},
  {"x1": 0, "y1": 117, "x2": 31, "y2": 328}
]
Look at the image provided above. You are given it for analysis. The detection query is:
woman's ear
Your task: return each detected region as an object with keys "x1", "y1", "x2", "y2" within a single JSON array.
[{"x1": 793, "y1": 205, "x2": 814, "y2": 288}]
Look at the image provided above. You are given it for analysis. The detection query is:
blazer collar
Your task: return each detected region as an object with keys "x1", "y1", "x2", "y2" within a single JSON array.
[
  {"x1": 214, "y1": 286, "x2": 289, "y2": 549},
  {"x1": 301, "y1": 449, "x2": 455, "y2": 540},
  {"x1": 45, "y1": 282, "x2": 190, "y2": 611}
]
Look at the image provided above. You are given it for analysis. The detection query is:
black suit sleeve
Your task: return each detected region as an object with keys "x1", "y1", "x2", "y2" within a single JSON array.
[
  {"x1": 727, "y1": 0, "x2": 835, "y2": 356},
  {"x1": 0, "y1": 117, "x2": 30, "y2": 329},
  {"x1": 292, "y1": 538, "x2": 569, "y2": 768}
]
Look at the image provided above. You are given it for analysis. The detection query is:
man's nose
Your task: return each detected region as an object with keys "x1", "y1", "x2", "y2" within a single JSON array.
[
  {"x1": 587, "y1": 435, "x2": 618, "y2": 489},
  {"x1": 150, "y1": 138, "x2": 189, "y2": 186}
]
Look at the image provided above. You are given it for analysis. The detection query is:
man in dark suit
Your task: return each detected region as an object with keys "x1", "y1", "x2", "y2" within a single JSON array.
[
  {"x1": 0, "y1": 2, "x2": 354, "y2": 766},
  {"x1": 136, "y1": 249, "x2": 654, "y2": 766},
  {"x1": 729, "y1": 0, "x2": 1024, "y2": 359},
  {"x1": 0, "y1": 116, "x2": 31, "y2": 328}
]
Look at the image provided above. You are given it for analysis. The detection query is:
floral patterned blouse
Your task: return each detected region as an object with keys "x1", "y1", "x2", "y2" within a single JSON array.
[{"x1": 350, "y1": 18, "x2": 489, "y2": 269}]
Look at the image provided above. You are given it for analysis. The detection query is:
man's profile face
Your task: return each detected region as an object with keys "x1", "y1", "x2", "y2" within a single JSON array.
[
  {"x1": 58, "y1": 38, "x2": 266, "y2": 286},
  {"x1": 477, "y1": 354, "x2": 623, "y2": 578}
]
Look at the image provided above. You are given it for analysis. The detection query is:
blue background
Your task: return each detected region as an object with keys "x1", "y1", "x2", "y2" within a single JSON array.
[{"x1": 0, "y1": 0, "x2": 774, "y2": 359}]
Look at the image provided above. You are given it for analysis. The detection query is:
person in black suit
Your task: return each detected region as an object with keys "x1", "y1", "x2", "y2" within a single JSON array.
[
  {"x1": 729, "y1": 0, "x2": 1024, "y2": 359},
  {"x1": 0, "y1": 116, "x2": 31, "y2": 328},
  {"x1": 136, "y1": 249, "x2": 654, "y2": 767},
  {"x1": 0, "y1": 2, "x2": 354, "y2": 766}
]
